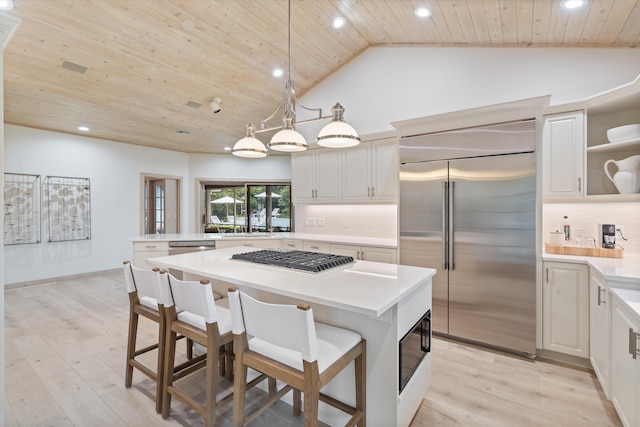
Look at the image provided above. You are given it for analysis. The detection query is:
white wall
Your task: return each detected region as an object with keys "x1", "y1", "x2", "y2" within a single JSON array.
[
  {"x1": 298, "y1": 47, "x2": 640, "y2": 142},
  {"x1": 3, "y1": 126, "x2": 293, "y2": 285},
  {"x1": 4, "y1": 125, "x2": 189, "y2": 284}
]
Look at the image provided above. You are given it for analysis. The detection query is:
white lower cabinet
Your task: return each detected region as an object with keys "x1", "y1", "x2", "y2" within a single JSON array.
[
  {"x1": 331, "y1": 243, "x2": 397, "y2": 264},
  {"x1": 542, "y1": 261, "x2": 589, "y2": 358},
  {"x1": 611, "y1": 290, "x2": 640, "y2": 427},
  {"x1": 132, "y1": 241, "x2": 169, "y2": 268},
  {"x1": 590, "y1": 268, "x2": 611, "y2": 398}
]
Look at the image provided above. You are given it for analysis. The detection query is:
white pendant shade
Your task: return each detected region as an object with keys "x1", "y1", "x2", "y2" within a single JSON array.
[
  {"x1": 269, "y1": 128, "x2": 307, "y2": 152},
  {"x1": 316, "y1": 102, "x2": 361, "y2": 148},
  {"x1": 232, "y1": 124, "x2": 268, "y2": 158}
]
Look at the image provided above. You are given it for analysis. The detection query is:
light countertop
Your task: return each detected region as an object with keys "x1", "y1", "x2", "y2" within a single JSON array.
[
  {"x1": 543, "y1": 251, "x2": 640, "y2": 284},
  {"x1": 146, "y1": 246, "x2": 434, "y2": 318},
  {"x1": 610, "y1": 287, "x2": 640, "y2": 325},
  {"x1": 131, "y1": 232, "x2": 398, "y2": 249}
]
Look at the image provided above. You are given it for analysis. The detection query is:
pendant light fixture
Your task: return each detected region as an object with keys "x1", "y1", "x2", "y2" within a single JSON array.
[
  {"x1": 231, "y1": 123, "x2": 267, "y2": 158},
  {"x1": 232, "y1": 0, "x2": 360, "y2": 158}
]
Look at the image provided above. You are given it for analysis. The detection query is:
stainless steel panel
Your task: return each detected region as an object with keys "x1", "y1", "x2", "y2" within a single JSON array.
[
  {"x1": 399, "y1": 120, "x2": 536, "y2": 164},
  {"x1": 399, "y1": 161, "x2": 449, "y2": 333},
  {"x1": 448, "y1": 153, "x2": 536, "y2": 354}
]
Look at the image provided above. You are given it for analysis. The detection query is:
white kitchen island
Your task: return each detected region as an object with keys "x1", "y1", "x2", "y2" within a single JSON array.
[{"x1": 147, "y1": 246, "x2": 435, "y2": 427}]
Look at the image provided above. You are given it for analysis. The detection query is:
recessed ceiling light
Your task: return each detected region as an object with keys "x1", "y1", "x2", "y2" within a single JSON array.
[
  {"x1": 413, "y1": 7, "x2": 431, "y2": 18},
  {"x1": 272, "y1": 68, "x2": 284, "y2": 78},
  {"x1": 331, "y1": 16, "x2": 346, "y2": 29},
  {"x1": 223, "y1": 147, "x2": 231, "y2": 151},
  {"x1": 560, "y1": 0, "x2": 588, "y2": 9},
  {"x1": 78, "y1": 126, "x2": 90, "y2": 131},
  {"x1": 0, "y1": 0, "x2": 14, "y2": 11}
]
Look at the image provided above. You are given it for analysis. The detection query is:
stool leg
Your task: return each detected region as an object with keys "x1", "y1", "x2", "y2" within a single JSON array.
[
  {"x1": 204, "y1": 325, "x2": 220, "y2": 427},
  {"x1": 355, "y1": 340, "x2": 366, "y2": 427},
  {"x1": 302, "y1": 360, "x2": 320, "y2": 427},
  {"x1": 161, "y1": 323, "x2": 177, "y2": 419},
  {"x1": 125, "y1": 308, "x2": 138, "y2": 388}
]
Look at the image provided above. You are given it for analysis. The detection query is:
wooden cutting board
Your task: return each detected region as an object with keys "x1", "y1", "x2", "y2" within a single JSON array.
[{"x1": 545, "y1": 243, "x2": 623, "y2": 259}]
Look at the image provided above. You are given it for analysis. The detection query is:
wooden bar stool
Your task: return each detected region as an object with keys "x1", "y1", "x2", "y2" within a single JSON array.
[
  {"x1": 158, "y1": 270, "x2": 235, "y2": 427},
  {"x1": 227, "y1": 286, "x2": 366, "y2": 427},
  {"x1": 122, "y1": 261, "x2": 167, "y2": 413}
]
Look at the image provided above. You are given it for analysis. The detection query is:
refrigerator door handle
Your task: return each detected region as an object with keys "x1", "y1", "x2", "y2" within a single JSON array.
[
  {"x1": 442, "y1": 181, "x2": 449, "y2": 270},
  {"x1": 449, "y1": 181, "x2": 455, "y2": 270}
]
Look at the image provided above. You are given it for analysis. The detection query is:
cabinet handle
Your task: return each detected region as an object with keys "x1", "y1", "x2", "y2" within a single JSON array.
[
  {"x1": 286, "y1": 243, "x2": 295, "y2": 248},
  {"x1": 578, "y1": 177, "x2": 582, "y2": 192},
  {"x1": 144, "y1": 245, "x2": 157, "y2": 249},
  {"x1": 243, "y1": 243, "x2": 254, "y2": 247},
  {"x1": 359, "y1": 250, "x2": 364, "y2": 260},
  {"x1": 545, "y1": 267, "x2": 548, "y2": 283},
  {"x1": 597, "y1": 286, "x2": 606, "y2": 306},
  {"x1": 629, "y1": 328, "x2": 640, "y2": 359},
  {"x1": 371, "y1": 187, "x2": 375, "y2": 197},
  {"x1": 310, "y1": 245, "x2": 320, "y2": 250},
  {"x1": 367, "y1": 187, "x2": 370, "y2": 197}
]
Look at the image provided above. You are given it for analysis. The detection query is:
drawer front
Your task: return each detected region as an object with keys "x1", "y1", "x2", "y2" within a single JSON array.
[
  {"x1": 303, "y1": 241, "x2": 331, "y2": 253},
  {"x1": 133, "y1": 251, "x2": 168, "y2": 268},
  {"x1": 282, "y1": 239, "x2": 303, "y2": 250},
  {"x1": 133, "y1": 241, "x2": 169, "y2": 252}
]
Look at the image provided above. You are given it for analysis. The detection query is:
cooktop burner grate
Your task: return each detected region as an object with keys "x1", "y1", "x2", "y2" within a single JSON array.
[{"x1": 231, "y1": 249, "x2": 354, "y2": 273}]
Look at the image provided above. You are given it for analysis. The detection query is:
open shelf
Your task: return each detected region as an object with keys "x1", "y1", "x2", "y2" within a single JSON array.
[{"x1": 587, "y1": 137, "x2": 640, "y2": 154}]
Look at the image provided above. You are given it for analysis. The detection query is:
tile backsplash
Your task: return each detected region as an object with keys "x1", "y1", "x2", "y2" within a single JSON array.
[
  {"x1": 294, "y1": 204, "x2": 397, "y2": 239},
  {"x1": 543, "y1": 202, "x2": 640, "y2": 254}
]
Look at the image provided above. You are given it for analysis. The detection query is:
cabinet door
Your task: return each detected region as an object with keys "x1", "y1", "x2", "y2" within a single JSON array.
[
  {"x1": 331, "y1": 243, "x2": 361, "y2": 259},
  {"x1": 611, "y1": 295, "x2": 638, "y2": 427},
  {"x1": 292, "y1": 151, "x2": 315, "y2": 202},
  {"x1": 542, "y1": 261, "x2": 589, "y2": 357},
  {"x1": 362, "y1": 246, "x2": 397, "y2": 264},
  {"x1": 371, "y1": 140, "x2": 398, "y2": 202},
  {"x1": 314, "y1": 149, "x2": 341, "y2": 202},
  {"x1": 542, "y1": 111, "x2": 585, "y2": 199},
  {"x1": 342, "y1": 144, "x2": 371, "y2": 201},
  {"x1": 589, "y1": 270, "x2": 610, "y2": 398}
]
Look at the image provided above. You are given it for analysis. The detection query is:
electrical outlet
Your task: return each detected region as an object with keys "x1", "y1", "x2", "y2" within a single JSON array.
[
  {"x1": 317, "y1": 218, "x2": 325, "y2": 227},
  {"x1": 305, "y1": 217, "x2": 317, "y2": 227}
]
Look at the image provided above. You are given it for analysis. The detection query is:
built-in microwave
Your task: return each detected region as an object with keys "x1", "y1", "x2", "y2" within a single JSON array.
[{"x1": 399, "y1": 310, "x2": 431, "y2": 393}]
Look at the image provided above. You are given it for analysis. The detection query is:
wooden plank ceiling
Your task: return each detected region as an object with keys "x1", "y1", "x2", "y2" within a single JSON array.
[{"x1": 3, "y1": 0, "x2": 640, "y2": 154}]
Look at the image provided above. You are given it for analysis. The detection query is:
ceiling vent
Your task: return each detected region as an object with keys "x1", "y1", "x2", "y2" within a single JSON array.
[
  {"x1": 185, "y1": 100, "x2": 202, "y2": 109},
  {"x1": 59, "y1": 59, "x2": 89, "y2": 75}
]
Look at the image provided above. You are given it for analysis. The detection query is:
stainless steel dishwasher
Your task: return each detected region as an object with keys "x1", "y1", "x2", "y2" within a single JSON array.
[{"x1": 168, "y1": 240, "x2": 216, "y2": 279}]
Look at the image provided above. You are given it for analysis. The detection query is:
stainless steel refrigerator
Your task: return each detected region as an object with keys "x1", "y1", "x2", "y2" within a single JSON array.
[{"x1": 399, "y1": 120, "x2": 537, "y2": 356}]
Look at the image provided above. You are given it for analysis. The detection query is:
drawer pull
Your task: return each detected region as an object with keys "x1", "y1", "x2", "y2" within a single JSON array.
[
  {"x1": 144, "y1": 245, "x2": 157, "y2": 249},
  {"x1": 597, "y1": 286, "x2": 606, "y2": 306},
  {"x1": 630, "y1": 328, "x2": 640, "y2": 359}
]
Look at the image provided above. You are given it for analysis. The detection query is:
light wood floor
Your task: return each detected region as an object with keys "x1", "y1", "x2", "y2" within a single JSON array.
[{"x1": 5, "y1": 270, "x2": 622, "y2": 426}]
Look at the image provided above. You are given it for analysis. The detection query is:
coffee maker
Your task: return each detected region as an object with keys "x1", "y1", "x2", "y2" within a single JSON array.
[{"x1": 599, "y1": 224, "x2": 616, "y2": 249}]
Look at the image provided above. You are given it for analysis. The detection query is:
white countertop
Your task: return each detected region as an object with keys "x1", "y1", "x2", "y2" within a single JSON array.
[
  {"x1": 543, "y1": 251, "x2": 640, "y2": 284},
  {"x1": 146, "y1": 246, "x2": 434, "y2": 318},
  {"x1": 131, "y1": 232, "x2": 398, "y2": 248},
  {"x1": 610, "y1": 287, "x2": 640, "y2": 324}
]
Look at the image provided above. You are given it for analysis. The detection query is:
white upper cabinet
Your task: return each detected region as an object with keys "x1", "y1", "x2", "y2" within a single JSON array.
[
  {"x1": 542, "y1": 111, "x2": 586, "y2": 199},
  {"x1": 292, "y1": 137, "x2": 398, "y2": 205},
  {"x1": 342, "y1": 139, "x2": 398, "y2": 203},
  {"x1": 291, "y1": 148, "x2": 341, "y2": 204}
]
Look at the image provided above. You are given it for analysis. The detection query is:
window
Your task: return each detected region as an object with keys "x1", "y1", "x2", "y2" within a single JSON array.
[{"x1": 201, "y1": 181, "x2": 291, "y2": 233}]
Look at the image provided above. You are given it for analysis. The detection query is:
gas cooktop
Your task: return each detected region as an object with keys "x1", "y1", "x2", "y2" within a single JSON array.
[{"x1": 231, "y1": 249, "x2": 354, "y2": 273}]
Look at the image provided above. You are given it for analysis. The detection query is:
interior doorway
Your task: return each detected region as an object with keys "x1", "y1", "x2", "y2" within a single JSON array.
[{"x1": 142, "y1": 175, "x2": 180, "y2": 235}]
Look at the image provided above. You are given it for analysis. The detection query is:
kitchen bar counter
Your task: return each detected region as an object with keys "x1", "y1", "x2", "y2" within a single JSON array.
[
  {"x1": 148, "y1": 246, "x2": 435, "y2": 427},
  {"x1": 131, "y1": 232, "x2": 398, "y2": 249}
]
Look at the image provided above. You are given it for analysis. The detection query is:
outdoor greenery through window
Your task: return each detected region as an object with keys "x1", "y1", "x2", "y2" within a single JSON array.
[{"x1": 204, "y1": 184, "x2": 291, "y2": 233}]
